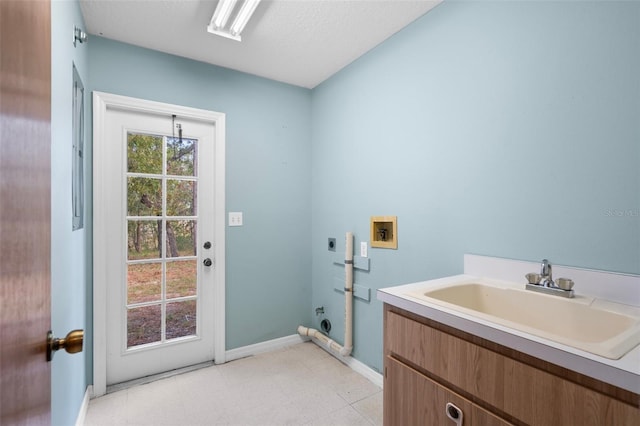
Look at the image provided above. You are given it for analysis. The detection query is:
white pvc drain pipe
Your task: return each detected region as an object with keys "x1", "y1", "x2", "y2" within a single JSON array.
[{"x1": 298, "y1": 231, "x2": 353, "y2": 357}]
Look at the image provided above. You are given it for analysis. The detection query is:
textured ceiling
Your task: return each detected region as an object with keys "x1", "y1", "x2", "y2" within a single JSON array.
[{"x1": 80, "y1": 0, "x2": 441, "y2": 89}]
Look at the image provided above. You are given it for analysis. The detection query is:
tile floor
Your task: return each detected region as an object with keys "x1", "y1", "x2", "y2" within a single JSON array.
[{"x1": 84, "y1": 342, "x2": 383, "y2": 426}]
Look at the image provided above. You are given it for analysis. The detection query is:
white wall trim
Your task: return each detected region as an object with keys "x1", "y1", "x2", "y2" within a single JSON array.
[
  {"x1": 309, "y1": 338, "x2": 384, "y2": 388},
  {"x1": 225, "y1": 334, "x2": 308, "y2": 362},
  {"x1": 92, "y1": 92, "x2": 108, "y2": 397},
  {"x1": 74, "y1": 385, "x2": 92, "y2": 426},
  {"x1": 224, "y1": 335, "x2": 383, "y2": 388},
  {"x1": 212, "y1": 99, "x2": 226, "y2": 365},
  {"x1": 92, "y1": 91, "x2": 226, "y2": 396},
  {"x1": 340, "y1": 352, "x2": 384, "y2": 389}
]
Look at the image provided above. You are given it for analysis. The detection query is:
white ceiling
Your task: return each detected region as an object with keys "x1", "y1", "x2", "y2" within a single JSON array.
[{"x1": 80, "y1": 0, "x2": 441, "y2": 89}]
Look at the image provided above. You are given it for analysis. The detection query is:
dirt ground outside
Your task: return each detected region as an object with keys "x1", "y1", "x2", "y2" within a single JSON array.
[{"x1": 126, "y1": 260, "x2": 197, "y2": 347}]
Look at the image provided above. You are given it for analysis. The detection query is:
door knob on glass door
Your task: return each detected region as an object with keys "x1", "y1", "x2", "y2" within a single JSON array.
[
  {"x1": 203, "y1": 258, "x2": 213, "y2": 267},
  {"x1": 47, "y1": 329, "x2": 83, "y2": 361}
]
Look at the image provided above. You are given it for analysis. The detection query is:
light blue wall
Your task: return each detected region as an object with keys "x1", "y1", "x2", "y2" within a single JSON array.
[
  {"x1": 55, "y1": 2, "x2": 638, "y2": 416},
  {"x1": 310, "y1": 0, "x2": 640, "y2": 372},
  {"x1": 87, "y1": 38, "x2": 313, "y2": 352},
  {"x1": 51, "y1": 1, "x2": 90, "y2": 425}
]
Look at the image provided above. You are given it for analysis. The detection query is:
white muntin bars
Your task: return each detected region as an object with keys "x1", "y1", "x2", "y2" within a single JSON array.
[{"x1": 297, "y1": 231, "x2": 353, "y2": 356}]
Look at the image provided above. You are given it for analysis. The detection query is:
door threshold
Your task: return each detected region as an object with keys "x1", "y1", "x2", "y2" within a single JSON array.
[{"x1": 106, "y1": 360, "x2": 214, "y2": 394}]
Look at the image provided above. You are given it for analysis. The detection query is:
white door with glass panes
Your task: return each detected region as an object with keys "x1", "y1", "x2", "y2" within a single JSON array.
[{"x1": 102, "y1": 106, "x2": 216, "y2": 386}]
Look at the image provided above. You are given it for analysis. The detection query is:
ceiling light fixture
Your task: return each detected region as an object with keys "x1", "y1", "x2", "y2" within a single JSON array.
[{"x1": 207, "y1": 0, "x2": 261, "y2": 42}]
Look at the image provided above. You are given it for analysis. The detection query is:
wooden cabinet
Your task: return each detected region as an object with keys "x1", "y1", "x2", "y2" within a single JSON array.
[
  {"x1": 384, "y1": 304, "x2": 640, "y2": 426},
  {"x1": 386, "y1": 356, "x2": 511, "y2": 425}
]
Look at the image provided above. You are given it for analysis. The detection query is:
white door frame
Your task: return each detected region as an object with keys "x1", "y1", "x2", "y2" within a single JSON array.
[{"x1": 92, "y1": 92, "x2": 226, "y2": 397}]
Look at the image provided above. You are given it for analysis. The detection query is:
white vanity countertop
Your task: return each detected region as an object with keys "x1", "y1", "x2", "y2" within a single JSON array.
[{"x1": 378, "y1": 256, "x2": 640, "y2": 395}]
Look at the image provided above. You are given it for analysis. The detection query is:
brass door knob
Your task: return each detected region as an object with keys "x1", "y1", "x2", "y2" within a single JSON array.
[{"x1": 47, "y1": 329, "x2": 83, "y2": 362}]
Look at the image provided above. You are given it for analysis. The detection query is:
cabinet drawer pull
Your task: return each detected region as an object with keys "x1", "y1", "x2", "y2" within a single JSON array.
[{"x1": 445, "y1": 402, "x2": 464, "y2": 426}]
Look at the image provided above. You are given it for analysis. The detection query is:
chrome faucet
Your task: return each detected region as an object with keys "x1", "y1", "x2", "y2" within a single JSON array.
[
  {"x1": 540, "y1": 259, "x2": 554, "y2": 287},
  {"x1": 526, "y1": 259, "x2": 574, "y2": 298}
]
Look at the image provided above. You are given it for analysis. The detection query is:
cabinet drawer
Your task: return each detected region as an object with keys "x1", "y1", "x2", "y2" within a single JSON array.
[
  {"x1": 385, "y1": 308, "x2": 640, "y2": 425},
  {"x1": 385, "y1": 356, "x2": 511, "y2": 426}
]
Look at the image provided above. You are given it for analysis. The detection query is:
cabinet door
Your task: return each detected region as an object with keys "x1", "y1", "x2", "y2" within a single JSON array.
[
  {"x1": 385, "y1": 357, "x2": 511, "y2": 426},
  {"x1": 385, "y1": 308, "x2": 640, "y2": 425}
]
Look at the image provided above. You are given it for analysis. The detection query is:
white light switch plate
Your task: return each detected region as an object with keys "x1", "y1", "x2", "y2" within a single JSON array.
[
  {"x1": 229, "y1": 212, "x2": 243, "y2": 227},
  {"x1": 360, "y1": 241, "x2": 368, "y2": 258}
]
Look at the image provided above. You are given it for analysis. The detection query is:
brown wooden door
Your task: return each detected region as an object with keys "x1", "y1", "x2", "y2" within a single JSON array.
[{"x1": 0, "y1": 0, "x2": 52, "y2": 424}]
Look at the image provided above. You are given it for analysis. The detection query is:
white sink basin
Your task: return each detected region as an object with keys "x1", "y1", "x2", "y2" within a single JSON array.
[{"x1": 407, "y1": 281, "x2": 640, "y2": 360}]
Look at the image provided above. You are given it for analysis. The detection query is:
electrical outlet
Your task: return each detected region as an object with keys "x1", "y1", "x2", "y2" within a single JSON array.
[
  {"x1": 361, "y1": 241, "x2": 368, "y2": 258},
  {"x1": 229, "y1": 212, "x2": 243, "y2": 227}
]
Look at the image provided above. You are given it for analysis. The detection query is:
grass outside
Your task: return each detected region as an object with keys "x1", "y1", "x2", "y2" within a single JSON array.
[
  {"x1": 126, "y1": 260, "x2": 197, "y2": 347},
  {"x1": 127, "y1": 260, "x2": 196, "y2": 303}
]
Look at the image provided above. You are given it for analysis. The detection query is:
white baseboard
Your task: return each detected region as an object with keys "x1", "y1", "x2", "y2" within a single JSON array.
[
  {"x1": 225, "y1": 333, "x2": 308, "y2": 362},
  {"x1": 341, "y1": 352, "x2": 384, "y2": 389},
  {"x1": 309, "y1": 338, "x2": 384, "y2": 389},
  {"x1": 222, "y1": 333, "x2": 383, "y2": 388},
  {"x1": 75, "y1": 385, "x2": 92, "y2": 426}
]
